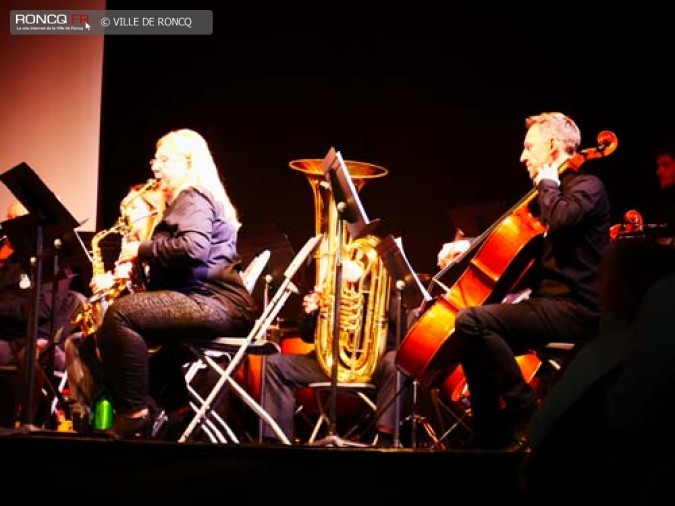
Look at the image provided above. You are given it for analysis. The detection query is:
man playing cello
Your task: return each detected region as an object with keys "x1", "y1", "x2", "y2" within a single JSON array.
[{"x1": 429, "y1": 112, "x2": 612, "y2": 450}]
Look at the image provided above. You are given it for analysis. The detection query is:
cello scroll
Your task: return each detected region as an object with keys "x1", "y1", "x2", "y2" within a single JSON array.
[{"x1": 565, "y1": 130, "x2": 618, "y2": 172}]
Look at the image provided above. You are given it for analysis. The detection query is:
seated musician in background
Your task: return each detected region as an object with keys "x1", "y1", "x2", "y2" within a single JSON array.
[
  {"x1": 610, "y1": 138, "x2": 675, "y2": 247},
  {"x1": 436, "y1": 230, "x2": 472, "y2": 270},
  {"x1": 437, "y1": 112, "x2": 611, "y2": 451},
  {"x1": 261, "y1": 268, "x2": 409, "y2": 448},
  {"x1": 647, "y1": 138, "x2": 675, "y2": 246},
  {"x1": 91, "y1": 128, "x2": 256, "y2": 440},
  {"x1": 0, "y1": 200, "x2": 85, "y2": 427}
]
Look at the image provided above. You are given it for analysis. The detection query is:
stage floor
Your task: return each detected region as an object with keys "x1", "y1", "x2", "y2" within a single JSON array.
[{"x1": 1, "y1": 427, "x2": 527, "y2": 501}]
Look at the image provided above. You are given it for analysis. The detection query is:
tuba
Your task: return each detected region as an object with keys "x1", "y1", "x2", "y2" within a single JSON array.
[{"x1": 290, "y1": 158, "x2": 391, "y2": 383}]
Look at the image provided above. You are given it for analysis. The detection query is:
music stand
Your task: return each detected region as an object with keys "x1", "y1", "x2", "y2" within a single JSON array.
[
  {"x1": 323, "y1": 148, "x2": 381, "y2": 241},
  {"x1": 0, "y1": 215, "x2": 88, "y2": 286},
  {"x1": 375, "y1": 234, "x2": 438, "y2": 447},
  {"x1": 375, "y1": 234, "x2": 431, "y2": 311},
  {"x1": 310, "y1": 147, "x2": 381, "y2": 447},
  {"x1": 0, "y1": 162, "x2": 84, "y2": 427}
]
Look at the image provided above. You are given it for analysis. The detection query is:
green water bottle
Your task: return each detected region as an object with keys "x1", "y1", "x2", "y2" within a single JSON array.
[{"x1": 94, "y1": 396, "x2": 114, "y2": 431}]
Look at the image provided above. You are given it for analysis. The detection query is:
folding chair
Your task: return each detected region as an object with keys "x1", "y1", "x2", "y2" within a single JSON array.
[
  {"x1": 173, "y1": 248, "x2": 271, "y2": 443},
  {"x1": 430, "y1": 288, "x2": 577, "y2": 448},
  {"x1": 178, "y1": 234, "x2": 323, "y2": 444}
]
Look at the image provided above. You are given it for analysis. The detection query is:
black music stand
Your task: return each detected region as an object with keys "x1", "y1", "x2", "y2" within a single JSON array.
[
  {"x1": 375, "y1": 234, "x2": 431, "y2": 311},
  {"x1": 375, "y1": 234, "x2": 440, "y2": 448},
  {"x1": 0, "y1": 162, "x2": 85, "y2": 427},
  {"x1": 323, "y1": 148, "x2": 381, "y2": 242},
  {"x1": 310, "y1": 147, "x2": 381, "y2": 447}
]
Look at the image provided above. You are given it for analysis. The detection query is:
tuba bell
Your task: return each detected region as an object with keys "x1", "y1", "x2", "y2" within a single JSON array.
[{"x1": 290, "y1": 157, "x2": 391, "y2": 383}]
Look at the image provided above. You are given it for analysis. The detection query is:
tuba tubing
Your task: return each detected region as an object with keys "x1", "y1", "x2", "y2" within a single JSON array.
[{"x1": 290, "y1": 157, "x2": 391, "y2": 383}]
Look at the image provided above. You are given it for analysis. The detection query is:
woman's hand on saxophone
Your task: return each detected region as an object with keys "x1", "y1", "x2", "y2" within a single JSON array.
[
  {"x1": 89, "y1": 263, "x2": 133, "y2": 294},
  {"x1": 117, "y1": 239, "x2": 140, "y2": 264},
  {"x1": 113, "y1": 261, "x2": 134, "y2": 283},
  {"x1": 90, "y1": 272, "x2": 114, "y2": 294}
]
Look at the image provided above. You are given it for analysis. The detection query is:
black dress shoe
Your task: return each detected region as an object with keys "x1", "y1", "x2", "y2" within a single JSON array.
[
  {"x1": 107, "y1": 410, "x2": 154, "y2": 440},
  {"x1": 153, "y1": 406, "x2": 193, "y2": 441}
]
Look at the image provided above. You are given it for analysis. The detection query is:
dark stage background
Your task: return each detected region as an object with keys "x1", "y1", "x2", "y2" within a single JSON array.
[{"x1": 97, "y1": 9, "x2": 674, "y2": 282}]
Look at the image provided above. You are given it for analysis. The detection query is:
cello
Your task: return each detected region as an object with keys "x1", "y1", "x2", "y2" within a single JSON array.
[
  {"x1": 396, "y1": 130, "x2": 619, "y2": 388},
  {"x1": 609, "y1": 208, "x2": 670, "y2": 244}
]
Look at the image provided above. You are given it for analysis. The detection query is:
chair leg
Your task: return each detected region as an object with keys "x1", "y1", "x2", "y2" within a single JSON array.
[
  {"x1": 308, "y1": 413, "x2": 326, "y2": 444},
  {"x1": 179, "y1": 235, "x2": 323, "y2": 444},
  {"x1": 180, "y1": 349, "x2": 291, "y2": 444},
  {"x1": 183, "y1": 369, "x2": 238, "y2": 443}
]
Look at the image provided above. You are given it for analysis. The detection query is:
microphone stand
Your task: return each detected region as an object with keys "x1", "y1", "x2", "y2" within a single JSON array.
[
  {"x1": 21, "y1": 226, "x2": 44, "y2": 428},
  {"x1": 257, "y1": 273, "x2": 272, "y2": 443},
  {"x1": 45, "y1": 238, "x2": 62, "y2": 377},
  {"x1": 392, "y1": 279, "x2": 404, "y2": 448}
]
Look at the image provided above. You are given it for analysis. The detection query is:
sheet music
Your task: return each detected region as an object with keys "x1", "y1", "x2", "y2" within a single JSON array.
[
  {"x1": 394, "y1": 236, "x2": 432, "y2": 303},
  {"x1": 335, "y1": 150, "x2": 370, "y2": 223}
]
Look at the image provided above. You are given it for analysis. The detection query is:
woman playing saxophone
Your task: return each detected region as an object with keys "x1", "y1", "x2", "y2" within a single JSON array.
[
  {"x1": 76, "y1": 129, "x2": 255, "y2": 440},
  {"x1": 66, "y1": 179, "x2": 165, "y2": 409},
  {"x1": 90, "y1": 179, "x2": 164, "y2": 297}
]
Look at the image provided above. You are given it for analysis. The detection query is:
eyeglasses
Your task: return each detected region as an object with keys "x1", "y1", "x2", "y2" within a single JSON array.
[
  {"x1": 150, "y1": 154, "x2": 188, "y2": 167},
  {"x1": 149, "y1": 157, "x2": 169, "y2": 167}
]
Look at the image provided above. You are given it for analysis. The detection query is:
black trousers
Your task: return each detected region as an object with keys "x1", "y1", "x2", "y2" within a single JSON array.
[
  {"x1": 96, "y1": 290, "x2": 252, "y2": 415},
  {"x1": 261, "y1": 349, "x2": 403, "y2": 441},
  {"x1": 452, "y1": 295, "x2": 599, "y2": 432}
]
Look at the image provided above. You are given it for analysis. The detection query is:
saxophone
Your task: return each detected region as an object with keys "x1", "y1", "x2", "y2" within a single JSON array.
[
  {"x1": 71, "y1": 224, "x2": 125, "y2": 336},
  {"x1": 71, "y1": 178, "x2": 162, "y2": 336}
]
